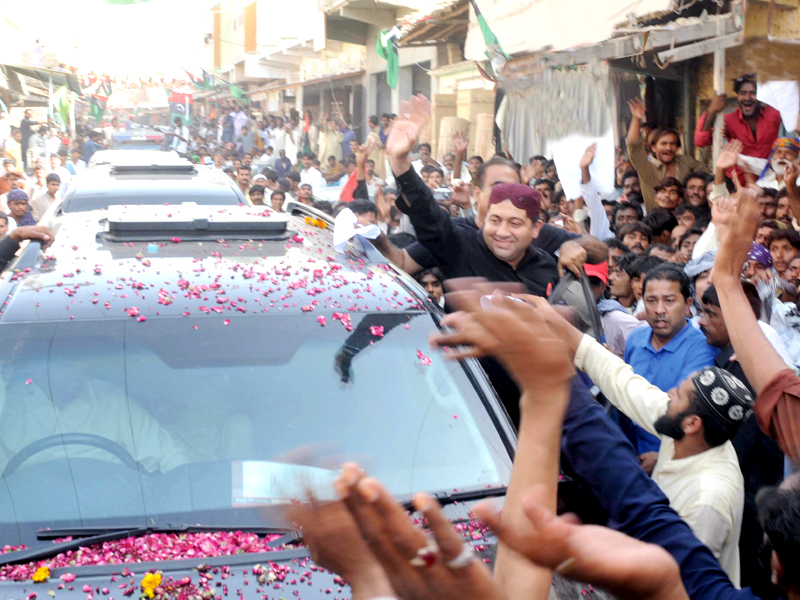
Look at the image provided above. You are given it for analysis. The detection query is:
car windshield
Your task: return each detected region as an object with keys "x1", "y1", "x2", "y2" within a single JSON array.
[
  {"x1": 61, "y1": 179, "x2": 244, "y2": 212},
  {"x1": 0, "y1": 312, "x2": 512, "y2": 546}
]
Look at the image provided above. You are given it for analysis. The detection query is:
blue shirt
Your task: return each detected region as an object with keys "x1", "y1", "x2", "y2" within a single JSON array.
[
  {"x1": 623, "y1": 319, "x2": 719, "y2": 453},
  {"x1": 83, "y1": 139, "x2": 101, "y2": 164}
]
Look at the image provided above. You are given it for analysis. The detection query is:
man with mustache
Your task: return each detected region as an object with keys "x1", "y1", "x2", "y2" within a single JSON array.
[
  {"x1": 756, "y1": 137, "x2": 800, "y2": 190},
  {"x1": 695, "y1": 74, "x2": 782, "y2": 169},
  {"x1": 623, "y1": 263, "x2": 719, "y2": 458}
]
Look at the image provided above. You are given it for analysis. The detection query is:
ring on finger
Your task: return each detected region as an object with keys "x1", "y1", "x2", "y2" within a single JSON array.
[
  {"x1": 409, "y1": 539, "x2": 440, "y2": 568},
  {"x1": 445, "y1": 541, "x2": 476, "y2": 570}
]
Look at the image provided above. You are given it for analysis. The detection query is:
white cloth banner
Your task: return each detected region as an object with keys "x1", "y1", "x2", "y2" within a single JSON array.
[
  {"x1": 550, "y1": 128, "x2": 616, "y2": 200},
  {"x1": 333, "y1": 207, "x2": 381, "y2": 254},
  {"x1": 757, "y1": 80, "x2": 800, "y2": 133}
]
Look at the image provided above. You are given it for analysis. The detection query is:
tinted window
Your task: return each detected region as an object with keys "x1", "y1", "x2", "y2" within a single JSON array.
[{"x1": 0, "y1": 313, "x2": 512, "y2": 545}]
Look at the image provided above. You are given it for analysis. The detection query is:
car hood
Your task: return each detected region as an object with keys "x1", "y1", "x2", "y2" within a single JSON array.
[{"x1": 0, "y1": 509, "x2": 498, "y2": 600}]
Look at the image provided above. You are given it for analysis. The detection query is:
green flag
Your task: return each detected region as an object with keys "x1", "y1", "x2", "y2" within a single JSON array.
[
  {"x1": 89, "y1": 95, "x2": 107, "y2": 123},
  {"x1": 230, "y1": 84, "x2": 248, "y2": 104},
  {"x1": 468, "y1": 0, "x2": 508, "y2": 78},
  {"x1": 376, "y1": 27, "x2": 399, "y2": 90},
  {"x1": 101, "y1": 78, "x2": 113, "y2": 97},
  {"x1": 52, "y1": 85, "x2": 71, "y2": 125}
]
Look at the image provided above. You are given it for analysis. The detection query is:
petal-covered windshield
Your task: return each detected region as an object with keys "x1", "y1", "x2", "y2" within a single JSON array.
[{"x1": 0, "y1": 312, "x2": 512, "y2": 547}]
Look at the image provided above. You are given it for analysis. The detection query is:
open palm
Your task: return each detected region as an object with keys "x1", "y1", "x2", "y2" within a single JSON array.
[{"x1": 385, "y1": 94, "x2": 432, "y2": 160}]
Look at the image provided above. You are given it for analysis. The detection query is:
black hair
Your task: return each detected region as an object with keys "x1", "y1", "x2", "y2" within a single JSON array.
[
  {"x1": 626, "y1": 191, "x2": 645, "y2": 208},
  {"x1": 733, "y1": 74, "x2": 757, "y2": 95},
  {"x1": 611, "y1": 201, "x2": 644, "y2": 230},
  {"x1": 534, "y1": 178, "x2": 555, "y2": 192},
  {"x1": 248, "y1": 184, "x2": 265, "y2": 197},
  {"x1": 553, "y1": 190, "x2": 567, "y2": 206},
  {"x1": 615, "y1": 253, "x2": 641, "y2": 278},
  {"x1": 369, "y1": 115, "x2": 378, "y2": 126},
  {"x1": 647, "y1": 243, "x2": 677, "y2": 257},
  {"x1": 650, "y1": 127, "x2": 682, "y2": 149},
  {"x1": 768, "y1": 228, "x2": 800, "y2": 251},
  {"x1": 381, "y1": 113, "x2": 391, "y2": 120},
  {"x1": 421, "y1": 164, "x2": 444, "y2": 178},
  {"x1": 703, "y1": 281, "x2": 761, "y2": 319},
  {"x1": 389, "y1": 232, "x2": 417, "y2": 249},
  {"x1": 277, "y1": 178, "x2": 290, "y2": 192},
  {"x1": 286, "y1": 171, "x2": 301, "y2": 183},
  {"x1": 468, "y1": 155, "x2": 484, "y2": 164},
  {"x1": 756, "y1": 481, "x2": 800, "y2": 590},
  {"x1": 604, "y1": 238, "x2": 630, "y2": 253},
  {"x1": 674, "y1": 204, "x2": 704, "y2": 219},
  {"x1": 475, "y1": 156, "x2": 520, "y2": 188},
  {"x1": 642, "y1": 263, "x2": 691, "y2": 300},
  {"x1": 631, "y1": 255, "x2": 665, "y2": 278},
  {"x1": 0, "y1": 211, "x2": 7, "y2": 224},
  {"x1": 685, "y1": 390, "x2": 740, "y2": 448},
  {"x1": 529, "y1": 155, "x2": 547, "y2": 165},
  {"x1": 312, "y1": 200, "x2": 333, "y2": 215},
  {"x1": 262, "y1": 168, "x2": 278, "y2": 182},
  {"x1": 235, "y1": 165, "x2": 251, "y2": 173},
  {"x1": 621, "y1": 168, "x2": 639, "y2": 183},
  {"x1": 45, "y1": 173, "x2": 61, "y2": 184},
  {"x1": 683, "y1": 171, "x2": 712, "y2": 187},
  {"x1": 303, "y1": 151, "x2": 316, "y2": 160},
  {"x1": 679, "y1": 226, "x2": 704, "y2": 248},
  {"x1": 416, "y1": 266, "x2": 444, "y2": 284},
  {"x1": 271, "y1": 189, "x2": 286, "y2": 200},
  {"x1": 418, "y1": 142, "x2": 431, "y2": 152},
  {"x1": 349, "y1": 199, "x2": 378, "y2": 217},
  {"x1": 618, "y1": 222, "x2": 653, "y2": 244},
  {"x1": 654, "y1": 176, "x2": 684, "y2": 195},
  {"x1": 643, "y1": 208, "x2": 678, "y2": 238},
  {"x1": 764, "y1": 187, "x2": 780, "y2": 200}
]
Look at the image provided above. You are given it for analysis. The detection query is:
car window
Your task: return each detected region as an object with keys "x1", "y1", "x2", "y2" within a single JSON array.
[{"x1": 0, "y1": 312, "x2": 512, "y2": 542}]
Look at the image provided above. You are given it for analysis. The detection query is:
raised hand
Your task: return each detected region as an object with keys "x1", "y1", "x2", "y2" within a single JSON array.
[
  {"x1": 431, "y1": 289, "x2": 575, "y2": 392},
  {"x1": 385, "y1": 94, "x2": 432, "y2": 172},
  {"x1": 453, "y1": 131, "x2": 469, "y2": 156},
  {"x1": 451, "y1": 180, "x2": 472, "y2": 210},
  {"x1": 355, "y1": 142, "x2": 371, "y2": 169},
  {"x1": 708, "y1": 93, "x2": 727, "y2": 114},
  {"x1": 285, "y1": 495, "x2": 394, "y2": 600},
  {"x1": 335, "y1": 464, "x2": 503, "y2": 600},
  {"x1": 472, "y1": 485, "x2": 689, "y2": 600},
  {"x1": 628, "y1": 98, "x2": 646, "y2": 121},
  {"x1": 579, "y1": 143, "x2": 597, "y2": 170},
  {"x1": 785, "y1": 161, "x2": 800, "y2": 201},
  {"x1": 716, "y1": 139, "x2": 743, "y2": 172}
]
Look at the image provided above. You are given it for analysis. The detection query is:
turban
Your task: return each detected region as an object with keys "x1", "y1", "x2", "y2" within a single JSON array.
[
  {"x1": 772, "y1": 137, "x2": 800, "y2": 153},
  {"x1": 6, "y1": 189, "x2": 28, "y2": 202},
  {"x1": 747, "y1": 243, "x2": 773, "y2": 269}
]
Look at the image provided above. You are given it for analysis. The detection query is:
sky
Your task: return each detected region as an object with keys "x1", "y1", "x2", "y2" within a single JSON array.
[{"x1": 3, "y1": 0, "x2": 210, "y2": 78}]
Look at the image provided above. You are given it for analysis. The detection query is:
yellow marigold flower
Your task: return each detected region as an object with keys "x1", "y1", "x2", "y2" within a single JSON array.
[
  {"x1": 141, "y1": 572, "x2": 162, "y2": 598},
  {"x1": 32, "y1": 566, "x2": 50, "y2": 582}
]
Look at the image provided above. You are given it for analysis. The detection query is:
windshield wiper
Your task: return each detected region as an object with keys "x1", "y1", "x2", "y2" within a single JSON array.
[
  {"x1": 0, "y1": 524, "x2": 297, "y2": 568},
  {"x1": 398, "y1": 485, "x2": 508, "y2": 512}
]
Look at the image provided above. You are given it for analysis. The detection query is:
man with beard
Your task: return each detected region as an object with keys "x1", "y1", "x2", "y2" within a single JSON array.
[
  {"x1": 624, "y1": 264, "x2": 719, "y2": 456},
  {"x1": 618, "y1": 221, "x2": 651, "y2": 255},
  {"x1": 627, "y1": 98, "x2": 706, "y2": 211},
  {"x1": 683, "y1": 172, "x2": 712, "y2": 208},
  {"x1": 755, "y1": 138, "x2": 800, "y2": 190},
  {"x1": 776, "y1": 190, "x2": 794, "y2": 226},
  {"x1": 569, "y1": 312, "x2": 754, "y2": 586},
  {"x1": 695, "y1": 74, "x2": 781, "y2": 165}
]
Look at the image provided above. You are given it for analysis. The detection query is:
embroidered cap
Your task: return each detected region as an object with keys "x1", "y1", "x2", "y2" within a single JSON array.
[{"x1": 692, "y1": 366, "x2": 754, "y2": 427}]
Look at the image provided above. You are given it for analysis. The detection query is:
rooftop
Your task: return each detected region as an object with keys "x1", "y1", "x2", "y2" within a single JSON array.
[{"x1": 0, "y1": 208, "x2": 426, "y2": 325}]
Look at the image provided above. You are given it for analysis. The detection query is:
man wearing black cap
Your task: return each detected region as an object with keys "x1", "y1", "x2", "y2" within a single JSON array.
[
  {"x1": 543, "y1": 306, "x2": 752, "y2": 585},
  {"x1": 383, "y1": 95, "x2": 558, "y2": 296}
]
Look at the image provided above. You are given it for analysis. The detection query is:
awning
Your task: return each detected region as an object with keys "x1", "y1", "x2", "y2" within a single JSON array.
[
  {"x1": 399, "y1": 0, "x2": 468, "y2": 47},
  {"x1": 499, "y1": 11, "x2": 743, "y2": 84},
  {"x1": 1, "y1": 64, "x2": 82, "y2": 95}
]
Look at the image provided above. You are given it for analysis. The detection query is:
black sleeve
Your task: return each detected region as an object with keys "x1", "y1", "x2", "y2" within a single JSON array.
[
  {"x1": 534, "y1": 224, "x2": 580, "y2": 260},
  {"x1": 394, "y1": 167, "x2": 461, "y2": 272},
  {"x1": 0, "y1": 236, "x2": 21, "y2": 272},
  {"x1": 353, "y1": 179, "x2": 369, "y2": 201},
  {"x1": 405, "y1": 241, "x2": 436, "y2": 269}
]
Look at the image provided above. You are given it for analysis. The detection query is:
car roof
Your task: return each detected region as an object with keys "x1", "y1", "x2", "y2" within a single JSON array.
[
  {"x1": 60, "y1": 163, "x2": 246, "y2": 212},
  {"x1": 0, "y1": 205, "x2": 427, "y2": 324},
  {"x1": 89, "y1": 150, "x2": 178, "y2": 167}
]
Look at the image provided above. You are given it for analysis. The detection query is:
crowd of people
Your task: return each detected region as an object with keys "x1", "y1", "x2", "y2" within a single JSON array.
[{"x1": 2, "y1": 73, "x2": 800, "y2": 600}]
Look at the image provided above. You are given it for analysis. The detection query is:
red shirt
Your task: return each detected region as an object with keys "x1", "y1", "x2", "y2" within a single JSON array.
[{"x1": 694, "y1": 103, "x2": 782, "y2": 159}]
